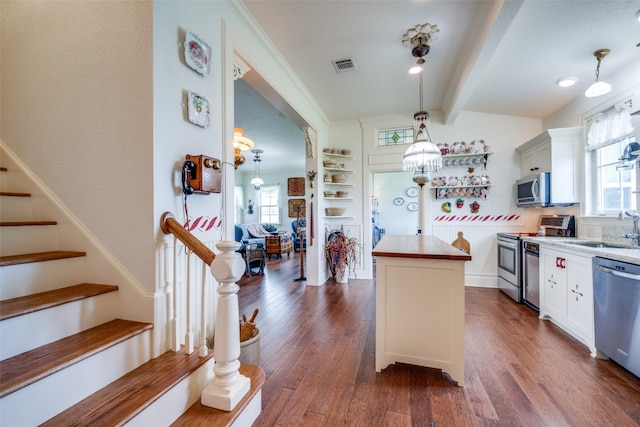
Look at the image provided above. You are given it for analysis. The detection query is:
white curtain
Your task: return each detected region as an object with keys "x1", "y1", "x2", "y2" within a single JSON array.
[{"x1": 586, "y1": 106, "x2": 635, "y2": 151}]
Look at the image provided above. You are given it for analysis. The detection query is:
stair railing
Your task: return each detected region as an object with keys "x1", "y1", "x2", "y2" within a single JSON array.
[{"x1": 160, "y1": 212, "x2": 250, "y2": 411}]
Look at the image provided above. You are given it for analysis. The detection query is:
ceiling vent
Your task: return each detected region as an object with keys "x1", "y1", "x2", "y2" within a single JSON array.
[{"x1": 332, "y1": 57, "x2": 357, "y2": 73}]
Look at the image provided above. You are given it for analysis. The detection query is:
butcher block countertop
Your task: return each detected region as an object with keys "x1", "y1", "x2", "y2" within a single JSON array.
[{"x1": 372, "y1": 234, "x2": 472, "y2": 261}]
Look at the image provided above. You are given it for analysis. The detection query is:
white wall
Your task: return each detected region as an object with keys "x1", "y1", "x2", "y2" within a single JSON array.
[{"x1": 2, "y1": 1, "x2": 154, "y2": 289}]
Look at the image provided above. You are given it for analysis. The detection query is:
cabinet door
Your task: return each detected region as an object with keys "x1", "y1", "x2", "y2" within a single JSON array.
[
  {"x1": 566, "y1": 254, "x2": 594, "y2": 340},
  {"x1": 521, "y1": 148, "x2": 538, "y2": 176},
  {"x1": 541, "y1": 249, "x2": 567, "y2": 319},
  {"x1": 535, "y1": 142, "x2": 551, "y2": 173}
]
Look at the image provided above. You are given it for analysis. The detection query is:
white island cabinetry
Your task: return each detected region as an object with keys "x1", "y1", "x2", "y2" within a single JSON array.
[{"x1": 539, "y1": 245, "x2": 595, "y2": 356}]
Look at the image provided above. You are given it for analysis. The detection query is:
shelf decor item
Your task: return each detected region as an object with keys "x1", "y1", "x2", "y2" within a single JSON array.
[
  {"x1": 324, "y1": 230, "x2": 358, "y2": 283},
  {"x1": 184, "y1": 30, "x2": 211, "y2": 76},
  {"x1": 307, "y1": 170, "x2": 317, "y2": 188}
]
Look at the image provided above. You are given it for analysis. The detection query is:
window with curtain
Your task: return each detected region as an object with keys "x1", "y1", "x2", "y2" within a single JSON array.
[
  {"x1": 259, "y1": 185, "x2": 280, "y2": 224},
  {"x1": 587, "y1": 106, "x2": 637, "y2": 214}
]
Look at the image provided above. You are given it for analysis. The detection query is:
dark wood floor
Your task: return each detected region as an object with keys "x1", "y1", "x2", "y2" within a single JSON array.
[{"x1": 238, "y1": 255, "x2": 640, "y2": 426}]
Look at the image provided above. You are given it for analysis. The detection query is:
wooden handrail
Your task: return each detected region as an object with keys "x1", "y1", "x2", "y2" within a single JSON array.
[{"x1": 160, "y1": 212, "x2": 215, "y2": 265}]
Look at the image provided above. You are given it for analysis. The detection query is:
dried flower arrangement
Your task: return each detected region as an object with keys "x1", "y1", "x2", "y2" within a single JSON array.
[{"x1": 324, "y1": 230, "x2": 358, "y2": 278}]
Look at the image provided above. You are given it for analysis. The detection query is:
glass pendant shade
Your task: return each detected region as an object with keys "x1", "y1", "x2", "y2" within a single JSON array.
[
  {"x1": 233, "y1": 128, "x2": 254, "y2": 151},
  {"x1": 402, "y1": 111, "x2": 442, "y2": 173},
  {"x1": 250, "y1": 176, "x2": 264, "y2": 187},
  {"x1": 585, "y1": 80, "x2": 612, "y2": 98}
]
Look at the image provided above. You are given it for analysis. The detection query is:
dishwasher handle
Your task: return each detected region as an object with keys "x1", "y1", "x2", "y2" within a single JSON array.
[{"x1": 596, "y1": 264, "x2": 640, "y2": 281}]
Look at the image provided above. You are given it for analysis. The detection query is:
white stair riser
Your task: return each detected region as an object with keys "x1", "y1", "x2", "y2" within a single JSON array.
[
  {"x1": 0, "y1": 168, "x2": 33, "y2": 194},
  {"x1": 126, "y1": 357, "x2": 215, "y2": 427},
  {"x1": 0, "y1": 225, "x2": 58, "y2": 256},
  {"x1": 0, "y1": 329, "x2": 152, "y2": 427},
  {"x1": 0, "y1": 292, "x2": 118, "y2": 360},
  {"x1": 0, "y1": 257, "x2": 87, "y2": 300},
  {"x1": 0, "y1": 196, "x2": 34, "y2": 221}
]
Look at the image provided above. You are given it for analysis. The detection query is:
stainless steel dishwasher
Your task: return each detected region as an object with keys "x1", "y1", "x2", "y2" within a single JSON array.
[{"x1": 593, "y1": 257, "x2": 640, "y2": 378}]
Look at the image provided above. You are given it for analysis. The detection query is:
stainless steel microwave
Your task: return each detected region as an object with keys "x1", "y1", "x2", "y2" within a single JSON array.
[{"x1": 516, "y1": 172, "x2": 550, "y2": 207}]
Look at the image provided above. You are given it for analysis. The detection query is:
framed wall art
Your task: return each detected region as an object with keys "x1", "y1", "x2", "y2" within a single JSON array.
[
  {"x1": 288, "y1": 199, "x2": 306, "y2": 217},
  {"x1": 287, "y1": 177, "x2": 305, "y2": 196}
]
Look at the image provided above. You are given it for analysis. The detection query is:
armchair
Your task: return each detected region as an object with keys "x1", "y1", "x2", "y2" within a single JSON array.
[{"x1": 291, "y1": 219, "x2": 307, "y2": 252}]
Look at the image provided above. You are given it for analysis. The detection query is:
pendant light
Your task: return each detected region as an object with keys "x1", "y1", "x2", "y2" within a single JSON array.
[
  {"x1": 401, "y1": 22, "x2": 442, "y2": 234},
  {"x1": 250, "y1": 149, "x2": 264, "y2": 190},
  {"x1": 233, "y1": 128, "x2": 254, "y2": 169},
  {"x1": 585, "y1": 49, "x2": 612, "y2": 98}
]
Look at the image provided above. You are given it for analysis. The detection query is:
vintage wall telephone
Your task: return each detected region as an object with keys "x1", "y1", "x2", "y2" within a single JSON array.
[{"x1": 181, "y1": 154, "x2": 222, "y2": 195}]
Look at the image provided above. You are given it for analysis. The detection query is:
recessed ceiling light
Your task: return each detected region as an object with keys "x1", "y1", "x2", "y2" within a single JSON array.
[{"x1": 556, "y1": 76, "x2": 578, "y2": 87}]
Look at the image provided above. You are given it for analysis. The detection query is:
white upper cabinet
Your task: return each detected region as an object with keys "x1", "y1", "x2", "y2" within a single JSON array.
[{"x1": 516, "y1": 128, "x2": 583, "y2": 205}]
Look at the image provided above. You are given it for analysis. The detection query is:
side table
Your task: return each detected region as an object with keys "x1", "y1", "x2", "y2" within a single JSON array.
[{"x1": 265, "y1": 234, "x2": 293, "y2": 259}]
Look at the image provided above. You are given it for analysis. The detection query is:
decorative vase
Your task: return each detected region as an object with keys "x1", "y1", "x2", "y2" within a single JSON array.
[{"x1": 335, "y1": 266, "x2": 348, "y2": 283}]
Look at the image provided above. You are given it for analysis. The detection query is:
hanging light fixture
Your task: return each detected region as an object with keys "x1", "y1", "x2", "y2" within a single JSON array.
[
  {"x1": 585, "y1": 49, "x2": 612, "y2": 98},
  {"x1": 250, "y1": 149, "x2": 264, "y2": 189},
  {"x1": 401, "y1": 22, "x2": 442, "y2": 234},
  {"x1": 233, "y1": 128, "x2": 254, "y2": 169}
]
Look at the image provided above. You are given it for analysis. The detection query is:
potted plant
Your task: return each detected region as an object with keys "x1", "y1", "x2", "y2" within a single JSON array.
[{"x1": 324, "y1": 230, "x2": 358, "y2": 283}]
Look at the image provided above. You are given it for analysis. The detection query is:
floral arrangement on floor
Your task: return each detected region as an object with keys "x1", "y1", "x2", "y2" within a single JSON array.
[{"x1": 324, "y1": 230, "x2": 358, "y2": 278}]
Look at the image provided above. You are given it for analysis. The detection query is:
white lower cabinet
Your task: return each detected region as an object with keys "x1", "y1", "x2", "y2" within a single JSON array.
[{"x1": 540, "y1": 246, "x2": 595, "y2": 356}]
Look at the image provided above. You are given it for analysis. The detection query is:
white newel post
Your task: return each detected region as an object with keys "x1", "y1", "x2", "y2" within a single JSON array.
[{"x1": 201, "y1": 240, "x2": 250, "y2": 411}]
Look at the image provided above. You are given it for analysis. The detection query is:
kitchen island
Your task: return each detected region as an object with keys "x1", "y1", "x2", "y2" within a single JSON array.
[{"x1": 372, "y1": 234, "x2": 471, "y2": 386}]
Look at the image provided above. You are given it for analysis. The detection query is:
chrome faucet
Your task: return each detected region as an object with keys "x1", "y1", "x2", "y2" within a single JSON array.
[{"x1": 619, "y1": 210, "x2": 640, "y2": 247}]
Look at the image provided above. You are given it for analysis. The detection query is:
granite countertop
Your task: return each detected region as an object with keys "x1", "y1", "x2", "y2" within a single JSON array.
[
  {"x1": 372, "y1": 234, "x2": 472, "y2": 261},
  {"x1": 521, "y1": 236, "x2": 640, "y2": 265}
]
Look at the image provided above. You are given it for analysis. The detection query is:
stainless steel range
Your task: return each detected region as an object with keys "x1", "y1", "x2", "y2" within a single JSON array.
[{"x1": 497, "y1": 215, "x2": 575, "y2": 304}]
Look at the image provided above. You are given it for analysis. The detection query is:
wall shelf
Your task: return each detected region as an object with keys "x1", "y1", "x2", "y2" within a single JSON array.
[
  {"x1": 323, "y1": 167, "x2": 354, "y2": 173},
  {"x1": 441, "y1": 152, "x2": 492, "y2": 169},
  {"x1": 323, "y1": 197, "x2": 354, "y2": 201},
  {"x1": 323, "y1": 215, "x2": 354, "y2": 219},
  {"x1": 323, "y1": 182, "x2": 354, "y2": 187},
  {"x1": 322, "y1": 152, "x2": 354, "y2": 160}
]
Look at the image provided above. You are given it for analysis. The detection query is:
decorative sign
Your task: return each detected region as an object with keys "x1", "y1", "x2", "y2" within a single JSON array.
[
  {"x1": 288, "y1": 199, "x2": 306, "y2": 217},
  {"x1": 287, "y1": 177, "x2": 305, "y2": 196}
]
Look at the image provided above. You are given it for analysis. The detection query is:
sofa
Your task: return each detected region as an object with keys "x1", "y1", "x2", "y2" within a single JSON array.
[{"x1": 234, "y1": 223, "x2": 270, "y2": 248}]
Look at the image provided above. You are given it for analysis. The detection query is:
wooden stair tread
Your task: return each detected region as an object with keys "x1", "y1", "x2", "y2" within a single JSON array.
[
  {"x1": 0, "y1": 250, "x2": 86, "y2": 267},
  {"x1": 171, "y1": 364, "x2": 265, "y2": 427},
  {"x1": 41, "y1": 348, "x2": 216, "y2": 426},
  {"x1": 0, "y1": 191, "x2": 31, "y2": 197},
  {"x1": 0, "y1": 319, "x2": 152, "y2": 398},
  {"x1": 0, "y1": 283, "x2": 119, "y2": 321},
  {"x1": 0, "y1": 220, "x2": 57, "y2": 227}
]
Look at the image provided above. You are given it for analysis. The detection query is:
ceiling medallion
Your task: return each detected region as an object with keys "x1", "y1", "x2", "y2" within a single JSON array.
[{"x1": 402, "y1": 22, "x2": 440, "y2": 58}]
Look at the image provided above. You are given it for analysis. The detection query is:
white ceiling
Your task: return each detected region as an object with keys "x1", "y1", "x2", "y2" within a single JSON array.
[{"x1": 235, "y1": 0, "x2": 640, "y2": 171}]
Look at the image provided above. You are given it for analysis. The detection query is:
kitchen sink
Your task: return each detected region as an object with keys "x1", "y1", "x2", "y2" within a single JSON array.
[{"x1": 567, "y1": 241, "x2": 632, "y2": 249}]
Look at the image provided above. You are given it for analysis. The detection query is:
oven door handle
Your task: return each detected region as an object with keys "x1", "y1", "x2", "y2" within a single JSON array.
[{"x1": 497, "y1": 240, "x2": 518, "y2": 249}]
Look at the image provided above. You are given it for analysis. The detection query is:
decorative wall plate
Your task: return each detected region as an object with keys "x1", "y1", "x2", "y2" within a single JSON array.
[
  {"x1": 393, "y1": 197, "x2": 405, "y2": 206},
  {"x1": 185, "y1": 31, "x2": 211, "y2": 76},
  {"x1": 406, "y1": 187, "x2": 418, "y2": 197},
  {"x1": 188, "y1": 91, "x2": 209, "y2": 128},
  {"x1": 407, "y1": 202, "x2": 418, "y2": 212}
]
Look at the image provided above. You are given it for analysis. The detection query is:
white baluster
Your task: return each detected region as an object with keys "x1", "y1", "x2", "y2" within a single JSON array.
[
  {"x1": 171, "y1": 237, "x2": 181, "y2": 351},
  {"x1": 199, "y1": 262, "x2": 208, "y2": 357},
  {"x1": 185, "y1": 250, "x2": 194, "y2": 354},
  {"x1": 201, "y1": 240, "x2": 250, "y2": 411}
]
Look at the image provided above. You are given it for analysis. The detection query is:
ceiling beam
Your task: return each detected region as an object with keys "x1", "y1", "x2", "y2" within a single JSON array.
[{"x1": 441, "y1": 0, "x2": 523, "y2": 125}]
